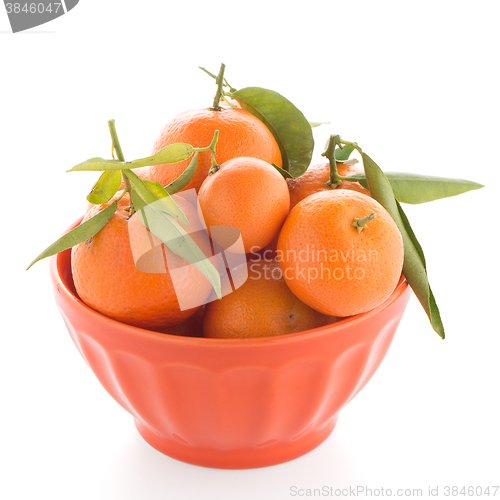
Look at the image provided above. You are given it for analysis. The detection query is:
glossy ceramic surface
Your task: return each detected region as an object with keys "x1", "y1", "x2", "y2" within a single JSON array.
[{"x1": 50, "y1": 223, "x2": 411, "y2": 469}]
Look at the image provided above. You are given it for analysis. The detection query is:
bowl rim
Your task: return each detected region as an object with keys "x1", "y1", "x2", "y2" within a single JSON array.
[{"x1": 51, "y1": 217, "x2": 410, "y2": 348}]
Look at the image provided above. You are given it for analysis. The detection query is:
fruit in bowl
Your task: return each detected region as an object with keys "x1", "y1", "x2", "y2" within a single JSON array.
[
  {"x1": 72, "y1": 191, "x2": 212, "y2": 330},
  {"x1": 29, "y1": 64, "x2": 483, "y2": 468}
]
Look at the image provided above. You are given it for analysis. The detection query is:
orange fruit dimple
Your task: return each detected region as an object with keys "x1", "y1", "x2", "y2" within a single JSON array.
[
  {"x1": 278, "y1": 190, "x2": 404, "y2": 317},
  {"x1": 287, "y1": 161, "x2": 370, "y2": 210},
  {"x1": 203, "y1": 259, "x2": 335, "y2": 339},
  {"x1": 198, "y1": 157, "x2": 290, "y2": 254},
  {"x1": 149, "y1": 107, "x2": 282, "y2": 193},
  {"x1": 72, "y1": 193, "x2": 213, "y2": 330}
]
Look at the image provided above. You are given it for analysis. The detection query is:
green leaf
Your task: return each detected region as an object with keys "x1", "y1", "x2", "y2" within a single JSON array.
[
  {"x1": 323, "y1": 139, "x2": 355, "y2": 162},
  {"x1": 27, "y1": 200, "x2": 118, "y2": 270},
  {"x1": 136, "y1": 204, "x2": 222, "y2": 299},
  {"x1": 69, "y1": 157, "x2": 123, "y2": 171},
  {"x1": 124, "y1": 170, "x2": 189, "y2": 226},
  {"x1": 379, "y1": 172, "x2": 483, "y2": 204},
  {"x1": 165, "y1": 152, "x2": 199, "y2": 194},
  {"x1": 272, "y1": 163, "x2": 293, "y2": 179},
  {"x1": 335, "y1": 144, "x2": 355, "y2": 162},
  {"x1": 130, "y1": 143, "x2": 194, "y2": 168},
  {"x1": 396, "y1": 200, "x2": 444, "y2": 337},
  {"x1": 127, "y1": 173, "x2": 221, "y2": 297},
  {"x1": 87, "y1": 170, "x2": 122, "y2": 205},
  {"x1": 231, "y1": 87, "x2": 314, "y2": 178},
  {"x1": 361, "y1": 152, "x2": 445, "y2": 338},
  {"x1": 68, "y1": 143, "x2": 194, "y2": 172},
  {"x1": 340, "y1": 171, "x2": 483, "y2": 204},
  {"x1": 130, "y1": 188, "x2": 147, "y2": 213},
  {"x1": 143, "y1": 179, "x2": 171, "y2": 199}
]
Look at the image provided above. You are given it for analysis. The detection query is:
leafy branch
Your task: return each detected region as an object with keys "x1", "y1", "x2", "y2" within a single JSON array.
[
  {"x1": 200, "y1": 63, "x2": 315, "y2": 178},
  {"x1": 28, "y1": 121, "x2": 223, "y2": 299}
]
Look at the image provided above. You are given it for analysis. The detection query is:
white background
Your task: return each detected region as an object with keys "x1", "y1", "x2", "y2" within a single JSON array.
[{"x1": 1, "y1": 1, "x2": 499, "y2": 499}]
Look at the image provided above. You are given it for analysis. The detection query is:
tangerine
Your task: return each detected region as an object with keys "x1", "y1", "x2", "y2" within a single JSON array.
[
  {"x1": 277, "y1": 190, "x2": 404, "y2": 317},
  {"x1": 72, "y1": 193, "x2": 213, "y2": 330},
  {"x1": 149, "y1": 107, "x2": 282, "y2": 193},
  {"x1": 287, "y1": 161, "x2": 370, "y2": 210},
  {"x1": 198, "y1": 157, "x2": 290, "y2": 254},
  {"x1": 203, "y1": 259, "x2": 335, "y2": 339}
]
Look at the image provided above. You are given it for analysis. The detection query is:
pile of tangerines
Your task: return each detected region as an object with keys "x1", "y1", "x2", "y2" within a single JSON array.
[{"x1": 32, "y1": 65, "x2": 459, "y2": 339}]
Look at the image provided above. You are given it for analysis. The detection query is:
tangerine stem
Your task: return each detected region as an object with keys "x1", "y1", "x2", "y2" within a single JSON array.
[
  {"x1": 322, "y1": 134, "x2": 343, "y2": 187},
  {"x1": 340, "y1": 139, "x2": 363, "y2": 155},
  {"x1": 199, "y1": 66, "x2": 217, "y2": 80},
  {"x1": 207, "y1": 129, "x2": 219, "y2": 152},
  {"x1": 192, "y1": 130, "x2": 220, "y2": 173},
  {"x1": 193, "y1": 129, "x2": 220, "y2": 154},
  {"x1": 352, "y1": 212, "x2": 376, "y2": 233},
  {"x1": 207, "y1": 130, "x2": 220, "y2": 175},
  {"x1": 108, "y1": 119, "x2": 134, "y2": 214},
  {"x1": 221, "y1": 95, "x2": 238, "y2": 108},
  {"x1": 199, "y1": 66, "x2": 237, "y2": 94},
  {"x1": 211, "y1": 63, "x2": 226, "y2": 110},
  {"x1": 108, "y1": 119, "x2": 125, "y2": 162},
  {"x1": 324, "y1": 137, "x2": 365, "y2": 183}
]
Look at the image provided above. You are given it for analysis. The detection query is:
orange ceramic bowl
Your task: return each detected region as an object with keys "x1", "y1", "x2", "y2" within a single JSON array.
[{"x1": 50, "y1": 221, "x2": 411, "y2": 469}]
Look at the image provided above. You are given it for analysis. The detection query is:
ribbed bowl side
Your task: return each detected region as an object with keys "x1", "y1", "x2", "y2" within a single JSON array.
[{"x1": 51, "y1": 246, "x2": 410, "y2": 468}]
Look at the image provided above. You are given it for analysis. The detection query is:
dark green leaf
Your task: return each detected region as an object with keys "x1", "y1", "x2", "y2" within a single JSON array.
[
  {"x1": 396, "y1": 200, "x2": 444, "y2": 337},
  {"x1": 395, "y1": 199, "x2": 426, "y2": 267},
  {"x1": 165, "y1": 152, "x2": 199, "y2": 194},
  {"x1": 68, "y1": 143, "x2": 194, "y2": 172},
  {"x1": 231, "y1": 87, "x2": 314, "y2": 178},
  {"x1": 87, "y1": 170, "x2": 122, "y2": 205},
  {"x1": 27, "y1": 200, "x2": 118, "y2": 270},
  {"x1": 339, "y1": 171, "x2": 483, "y2": 204},
  {"x1": 136, "y1": 204, "x2": 222, "y2": 299},
  {"x1": 272, "y1": 163, "x2": 293, "y2": 179},
  {"x1": 362, "y1": 152, "x2": 445, "y2": 338},
  {"x1": 124, "y1": 170, "x2": 189, "y2": 226}
]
